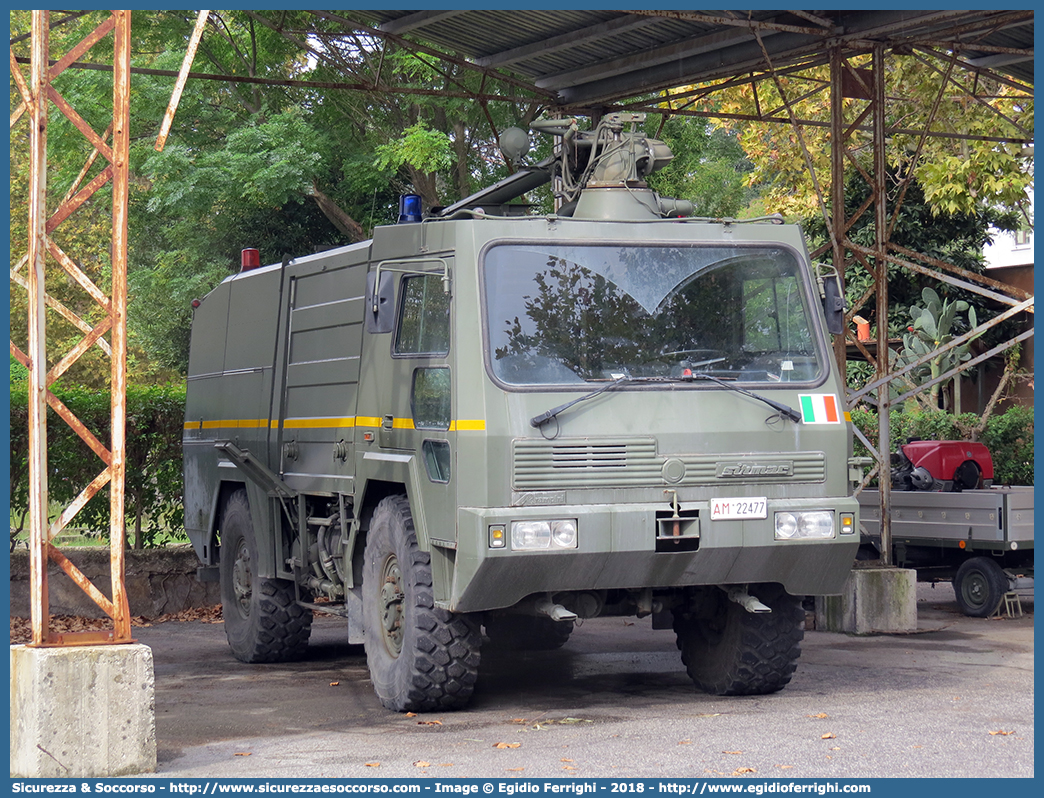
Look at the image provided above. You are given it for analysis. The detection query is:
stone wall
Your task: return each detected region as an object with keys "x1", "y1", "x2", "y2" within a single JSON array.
[{"x1": 9, "y1": 545, "x2": 220, "y2": 619}]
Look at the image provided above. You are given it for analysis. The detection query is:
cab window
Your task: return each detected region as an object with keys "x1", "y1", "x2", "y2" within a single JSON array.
[{"x1": 395, "y1": 275, "x2": 450, "y2": 356}]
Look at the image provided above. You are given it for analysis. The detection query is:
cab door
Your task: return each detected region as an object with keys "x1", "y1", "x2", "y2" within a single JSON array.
[{"x1": 369, "y1": 268, "x2": 457, "y2": 539}]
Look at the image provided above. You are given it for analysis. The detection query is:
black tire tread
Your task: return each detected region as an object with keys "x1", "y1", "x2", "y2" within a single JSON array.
[
  {"x1": 220, "y1": 490, "x2": 312, "y2": 663},
  {"x1": 954, "y1": 556, "x2": 1008, "y2": 618},
  {"x1": 364, "y1": 495, "x2": 480, "y2": 712},
  {"x1": 674, "y1": 585, "x2": 804, "y2": 696}
]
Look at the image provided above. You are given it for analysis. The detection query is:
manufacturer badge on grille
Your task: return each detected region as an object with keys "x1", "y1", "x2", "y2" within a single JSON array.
[
  {"x1": 716, "y1": 462, "x2": 794, "y2": 478},
  {"x1": 512, "y1": 491, "x2": 568, "y2": 506}
]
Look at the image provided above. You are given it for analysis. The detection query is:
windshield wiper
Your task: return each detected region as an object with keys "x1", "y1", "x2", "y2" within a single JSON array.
[
  {"x1": 529, "y1": 373, "x2": 801, "y2": 428},
  {"x1": 530, "y1": 376, "x2": 634, "y2": 426},
  {"x1": 530, "y1": 376, "x2": 676, "y2": 426},
  {"x1": 687, "y1": 373, "x2": 801, "y2": 423}
]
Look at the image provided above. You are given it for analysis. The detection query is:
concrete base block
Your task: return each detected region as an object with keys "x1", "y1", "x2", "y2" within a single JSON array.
[
  {"x1": 10, "y1": 643, "x2": 156, "y2": 778},
  {"x1": 815, "y1": 567, "x2": 918, "y2": 634}
]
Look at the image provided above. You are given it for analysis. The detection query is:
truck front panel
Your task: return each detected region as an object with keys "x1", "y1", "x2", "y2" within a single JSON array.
[{"x1": 412, "y1": 219, "x2": 861, "y2": 611}]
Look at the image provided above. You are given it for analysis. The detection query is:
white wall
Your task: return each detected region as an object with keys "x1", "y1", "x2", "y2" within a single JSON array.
[{"x1": 983, "y1": 185, "x2": 1034, "y2": 270}]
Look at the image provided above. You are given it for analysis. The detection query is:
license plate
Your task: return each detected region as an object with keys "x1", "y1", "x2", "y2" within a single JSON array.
[{"x1": 710, "y1": 497, "x2": 767, "y2": 520}]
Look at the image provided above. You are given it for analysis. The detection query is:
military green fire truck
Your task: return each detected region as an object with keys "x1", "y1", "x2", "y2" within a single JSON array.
[{"x1": 183, "y1": 113, "x2": 861, "y2": 712}]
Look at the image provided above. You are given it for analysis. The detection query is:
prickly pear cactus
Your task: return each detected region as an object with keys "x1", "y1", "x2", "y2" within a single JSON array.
[{"x1": 899, "y1": 287, "x2": 979, "y2": 409}]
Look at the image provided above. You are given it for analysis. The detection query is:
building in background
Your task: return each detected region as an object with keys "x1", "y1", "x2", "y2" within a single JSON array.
[{"x1": 980, "y1": 185, "x2": 1034, "y2": 409}]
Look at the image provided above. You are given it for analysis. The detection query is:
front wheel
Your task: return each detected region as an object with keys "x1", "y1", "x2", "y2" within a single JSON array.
[
  {"x1": 673, "y1": 584, "x2": 804, "y2": 696},
  {"x1": 219, "y1": 490, "x2": 312, "y2": 662},
  {"x1": 362, "y1": 495, "x2": 481, "y2": 712},
  {"x1": 954, "y1": 557, "x2": 1009, "y2": 617}
]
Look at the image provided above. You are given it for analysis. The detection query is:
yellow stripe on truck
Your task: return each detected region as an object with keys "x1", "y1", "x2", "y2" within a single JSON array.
[
  {"x1": 450, "y1": 419, "x2": 486, "y2": 431},
  {"x1": 188, "y1": 418, "x2": 268, "y2": 431},
  {"x1": 188, "y1": 416, "x2": 487, "y2": 431},
  {"x1": 283, "y1": 417, "x2": 357, "y2": 429}
]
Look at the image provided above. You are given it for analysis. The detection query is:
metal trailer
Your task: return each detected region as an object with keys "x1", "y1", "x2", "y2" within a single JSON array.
[
  {"x1": 183, "y1": 113, "x2": 863, "y2": 712},
  {"x1": 857, "y1": 487, "x2": 1034, "y2": 617}
]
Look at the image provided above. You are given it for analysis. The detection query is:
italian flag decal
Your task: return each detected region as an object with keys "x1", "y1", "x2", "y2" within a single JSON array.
[{"x1": 799, "y1": 394, "x2": 841, "y2": 424}]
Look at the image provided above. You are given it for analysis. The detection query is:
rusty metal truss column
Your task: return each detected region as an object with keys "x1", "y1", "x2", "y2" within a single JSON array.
[
  {"x1": 9, "y1": 10, "x2": 132, "y2": 646},
  {"x1": 869, "y1": 43, "x2": 893, "y2": 565}
]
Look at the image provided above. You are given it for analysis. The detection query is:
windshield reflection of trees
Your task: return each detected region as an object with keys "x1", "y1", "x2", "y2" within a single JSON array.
[{"x1": 492, "y1": 251, "x2": 815, "y2": 384}]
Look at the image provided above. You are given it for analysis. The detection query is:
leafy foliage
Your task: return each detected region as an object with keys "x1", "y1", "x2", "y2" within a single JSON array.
[
  {"x1": 645, "y1": 113, "x2": 758, "y2": 218},
  {"x1": 122, "y1": 11, "x2": 548, "y2": 373},
  {"x1": 805, "y1": 172, "x2": 1012, "y2": 326},
  {"x1": 806, "y1": 174, "x2": 1023, "y2": 405},
  {"x1": 374, "y1": 121, "x2": 453, "y2": 175},
  {"x1": 708, "y1": 57, "x2": 1032, "y2": 221}
]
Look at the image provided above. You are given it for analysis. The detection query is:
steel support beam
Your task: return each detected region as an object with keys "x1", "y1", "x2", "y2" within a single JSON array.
[
  {"x1": 13, "y1": 9, "x2": 134, "y2": 646},
  {"x1": 871, "y1": 44, "x2": 892, "y2": 566},
  {"x1": 26, "y1": 10, "x2": 51, "y2": 644}
]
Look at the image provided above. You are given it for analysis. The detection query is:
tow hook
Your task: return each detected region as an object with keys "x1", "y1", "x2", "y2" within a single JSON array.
[
  {"x1": 725, "y1": 586, "x2": 772, "y2": 614},
  {"x1": 535, "y1": 596, "x2": 578, "y2": 622},
  {"x1": 664, "y1": 489, "x2": 681, "y2": 537}
]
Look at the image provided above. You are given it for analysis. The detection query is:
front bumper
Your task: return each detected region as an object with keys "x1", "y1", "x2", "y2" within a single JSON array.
[{"x1": 448, "y1": 497, "x2": 859, "y2": 612}]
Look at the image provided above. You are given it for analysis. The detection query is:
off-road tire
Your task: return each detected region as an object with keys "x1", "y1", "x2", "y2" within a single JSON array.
[
  {"x1": 954, "y1": 557, "x2": 1008, "y2": 618},
  {"x1": 484, "y1": 615, "x2": 574, "y2": 650},
  {"x1": 362, "y1": 495, "x2": 481, "y2": 712},
  {"x1": 219, "y1": 490, "x2": 312, "y2": 663},
  {"x1": 673, "y1": 584, "x2": 804, "y2": 696}
]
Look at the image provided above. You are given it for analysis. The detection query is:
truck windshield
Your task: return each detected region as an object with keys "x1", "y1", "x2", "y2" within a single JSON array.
[{"x1": 484, "y1": 242, "x2": 824, "y2": 386}]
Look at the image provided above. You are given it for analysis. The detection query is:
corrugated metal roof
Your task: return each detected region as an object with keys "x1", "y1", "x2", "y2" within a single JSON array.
[{"x1": 350, "y1": 9, "x2": 1033, "y2": 109}]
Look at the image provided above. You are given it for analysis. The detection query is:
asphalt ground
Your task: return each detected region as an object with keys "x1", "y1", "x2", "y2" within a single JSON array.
[{"x1": 134, "y1": 583, "x2": 1033, "y2": 780}]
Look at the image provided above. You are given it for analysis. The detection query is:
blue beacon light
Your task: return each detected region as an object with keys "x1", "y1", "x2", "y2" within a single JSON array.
[{"x1": 398, "y1": 194, "x2": 422, "y2": 223}]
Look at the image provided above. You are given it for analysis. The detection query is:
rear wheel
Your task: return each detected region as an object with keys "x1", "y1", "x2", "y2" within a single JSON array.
[
  {"x1": 219, "y1": 490, "x2": 312, "y2": 662},
  {"x1": 954, "y1": 557, "x2": 1008, "y2": 617},
  {"x1": 484, "y1": 615, "x2": 574, "y2": 650},
  {"x1": 673, "y1": 584, "x2": 804, "y2": 696},
  {"x1": 362, "y1": 495, "x2": 481, "y2": 712}
]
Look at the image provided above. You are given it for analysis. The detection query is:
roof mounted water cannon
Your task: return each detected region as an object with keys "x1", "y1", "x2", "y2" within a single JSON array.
[
  {"x1": 572, "y1": 112, "x2": 674, "y2": 185},
  {"x1": 524, "y1": 112, "x2": 673, "y2": 182},
  {"x1": 525, "y1": 112, "x2": 690, "y2": 220},
  {"x1": 438, "y1": 113, "x2": 693, "y2": 221}
]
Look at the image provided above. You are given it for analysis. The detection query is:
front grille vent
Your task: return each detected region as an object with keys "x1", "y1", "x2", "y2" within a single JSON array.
[
  {"x1": 512, "y1": 438, "x2": 825, "y2": 490},
  {"x1": 551, "y1": 443, "x2": 628, "y2": 469}
]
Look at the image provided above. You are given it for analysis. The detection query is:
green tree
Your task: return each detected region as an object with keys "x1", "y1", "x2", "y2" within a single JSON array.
[
  {"x1": 804, "y1": 173, "x2": 1016, "y2": 336},
  {"x1": 123, "y1": 10, "x2": 548, "y2": 374},
  {"x1": 711, "y1": 57, "x2": 1032, "y2": 222},
  {"x1": 645, "y1": 113, "x2": 759, "y2": 218}
]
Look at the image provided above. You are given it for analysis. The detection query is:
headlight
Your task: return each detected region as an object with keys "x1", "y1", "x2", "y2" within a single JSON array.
[
  {"x1": 775, "y1": 512, "x2": 799, "y2": 539},
  {"x1": 774, "y1": 511, "x2": 835, "y2": 540},
  {"x1": 551, "y1": 519, "x2": 577, "y2": 548},
  {"x1": 510, "y1": 519, "x2": 578, "y2": 551}
]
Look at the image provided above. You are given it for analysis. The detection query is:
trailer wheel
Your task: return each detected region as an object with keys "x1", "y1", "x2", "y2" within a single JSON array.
[
  {"x1": 219, "y1": 490, "x2": 312, "y2": 662},
  {"x1": 954, "y1": 557, "x2": 1009, "y2": 617},
  {"x1": 362, "y1": 495, "x2": 480, "y2": 712},
  {"x1": 673, "y1": 584, "x2": 803, "y2": 696},
  {"x1": 484, "y1": 615, "x2": 574, "y2": 650}
]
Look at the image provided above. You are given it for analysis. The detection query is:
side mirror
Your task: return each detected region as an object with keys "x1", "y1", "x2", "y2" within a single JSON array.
[
  {"x1": 821, "y1": 272, "x2": 845, "y2": 335},
  {"x1": 366, "y1": 269, "x2": 395, "y2": 334}
]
